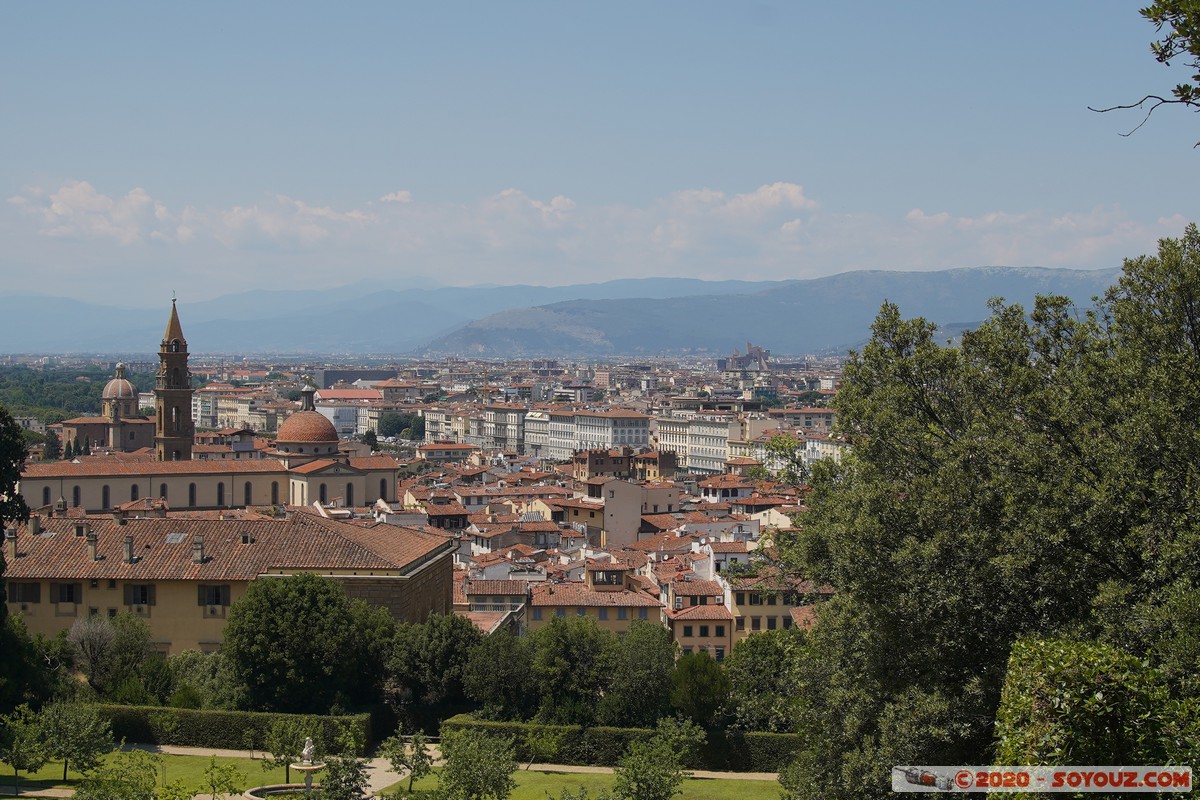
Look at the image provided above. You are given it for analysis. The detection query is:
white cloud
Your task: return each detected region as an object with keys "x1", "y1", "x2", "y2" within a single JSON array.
[{"x1": 4, "y1": 179, "x2": 1191, "y2": 304}]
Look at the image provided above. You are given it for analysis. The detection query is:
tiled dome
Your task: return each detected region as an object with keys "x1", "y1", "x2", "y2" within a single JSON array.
[
  {"x1": 102, "y1": 363, "x2": 137, "y2": 399},
  {"x1": 277, "y1": 410, "x2": 338, "y2": 443}
]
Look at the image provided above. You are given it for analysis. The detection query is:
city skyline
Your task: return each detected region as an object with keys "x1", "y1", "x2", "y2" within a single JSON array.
[{"x1": 2, "y1": 1, "x2": 1195, "y2": 305}]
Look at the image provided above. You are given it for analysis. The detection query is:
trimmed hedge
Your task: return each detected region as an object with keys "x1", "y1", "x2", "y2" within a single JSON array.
[
  {"x1": 440, "y1": 714, "x2": 801, "y2": 772},
  {"x1": 88, "y1": 704, "x2": 372, "y2": 754}
]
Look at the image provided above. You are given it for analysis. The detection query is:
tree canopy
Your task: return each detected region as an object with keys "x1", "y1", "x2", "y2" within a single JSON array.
[
  {"x1": 778, "y1": 224, "x2": 1200, "y2": 798},
  {"x1": 222, "y1": 573, "x2": 394, "y2": 713}
]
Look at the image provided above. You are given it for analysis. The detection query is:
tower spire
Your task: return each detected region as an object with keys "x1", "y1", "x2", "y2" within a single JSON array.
[{"x1": 163, "y1": 297, "x2": 186, "y2": 344}]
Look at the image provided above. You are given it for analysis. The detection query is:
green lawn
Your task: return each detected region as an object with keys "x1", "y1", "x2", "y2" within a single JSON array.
[
  {"x1": 0, "y1": 751, "x2": 290, "y2": 796},
  {"x1": 384, "y1": 767, "x2": 781, "y2": 800}
]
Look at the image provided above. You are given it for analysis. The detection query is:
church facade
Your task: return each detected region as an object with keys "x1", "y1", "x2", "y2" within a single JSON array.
[{"x1": 21, "y1": 302, "x2": 401, "y2": 513}]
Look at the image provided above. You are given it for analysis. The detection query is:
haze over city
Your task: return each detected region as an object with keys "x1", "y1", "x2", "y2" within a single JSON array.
[{"x1": 2, "y1": 1, "x2": 1195, "y2": 307}]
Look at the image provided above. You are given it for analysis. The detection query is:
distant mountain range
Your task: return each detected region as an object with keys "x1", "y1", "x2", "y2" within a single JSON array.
[{"x1": 2, "y1": 268, "x2": 1120, "y2": 357}]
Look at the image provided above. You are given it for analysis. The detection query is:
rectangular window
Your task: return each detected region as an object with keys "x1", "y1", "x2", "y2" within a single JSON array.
[
  {"x1": 767, "y1": 616, "x2": 778, "y2": 630},
  {"x1": 751, "y1": 616, "x2": 761, "y2": 631},
  {"x1": 716, "y1": 625, "x2": 725, "y2": 637},
  {"x1": 735, "y1": 592, "x2": 745, "y2": 605},
  {"x1": 715, "y1": 647, "x2": 725, "y2": 661},
  {"x1": 617, "y1": 608, "x2": 628, "y2": 620},
  {"x1": 598, "y1": 608, "x2": 608, "y2": 620},
  {"x1": 683, "y1": 625, "x2": 693, "y2": 638},
  {"x1": 782, "y1": 617, "x2": 793, "y2": 629},
  {"x1": 51, "y1": 582, "x2": 81, "y2": 604},
  {"x1": 767, "y1": 594, "x2": 777, "y2": 606},
  {"x1": 555, "y1": 608, "x2": 566, "y2": 618},
  {"x1": 197, "y1": 585, "x2": 231, "y2": 606},
  {"x1": 7, "y1": 582, "x2": 40, "y2": 603},
  {"x1": 577, "y1": 607, "x2": 587, "y2": 617},
  {"x1": 124, "y1": 584, "x2": 156, "y2": 606},
  {"x1": 531, "y1": 608, "x2": 543, "y2": 621},
  {"x1": 107, "y1": 608, "x2": 117, "y2": 618},
  {"x1": 749, "y1": 593, "x2": 762, "y2": 605},
  {"x1": 699, "y1": 625, "x2": 709, "y2": 637},
  {"x1": 682, "y1": 646, "x2": 693, "y2": 655},
  {"x1": 638, "y1": 608, "x2": 648, "y2": 620}
]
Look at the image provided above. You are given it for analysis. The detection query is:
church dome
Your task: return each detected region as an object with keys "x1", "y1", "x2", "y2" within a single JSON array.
[
  {"x1": 277, "y1": 410, "x2": 338, "y2": 444},
  {"x1": 102, "y1": 363, "x2": 137, "y2": 400}
]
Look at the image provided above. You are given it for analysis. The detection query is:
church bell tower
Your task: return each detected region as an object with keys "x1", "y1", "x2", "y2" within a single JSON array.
[{"x1": 155, "y1": 299, "x2": 195, "y2": 461}]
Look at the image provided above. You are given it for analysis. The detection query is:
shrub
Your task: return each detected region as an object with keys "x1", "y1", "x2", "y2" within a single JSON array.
[{"x1": 87, "y1": 704, "x2": 372, "y2": 753}]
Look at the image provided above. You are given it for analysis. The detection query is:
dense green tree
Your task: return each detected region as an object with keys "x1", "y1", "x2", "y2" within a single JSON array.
[
  {"x1": 777, "y1": 224, "x2": 1200, "y2": 799},
  {"x1": 42, "y1": 429, "x2": 61, "y2": 460},
  {"x1": 995, "y1": 638, "x2": 1198, "y2": 766},
  {"x1": 596, "y1": 620, "x2": 675, "y2": 727},
  {"x1": 41, "y1": 701, "x2": 113, "y2": 780},
  {"x1": 528, "y1": 617, "x2": 615, "y2": 725},
  {"x1": 723, "y1": 628, "x2": 803, "y2": 732},
  {"x1": 361, "y1": 430, "x2": 378, "y2": 450},
  {"x1": 166, "y1": 649, "x2": 241, "y2": 710},
  {"x1": 668, "y1": 651, "x2": 729, "y2": 728},
  {"x1": 438, "y1": 728, "x2": 517, "y2": 800},
  {"x1": 64, "y1": 439, "x2": 75, "y2": 459},
  {"x1": 0, "y1": 704, "x2": 48, "y2": 783},
  {"x1": 223, "y1": 574, "x2": 392, "y2": 713},
  {"x1": 73, "y1": 749, "x2": 159, "y2": 800},
  {"x1": 0, "y1": 407, "x2": 30, "y2": 631},
  {"x1": 610, "y1": 719, "x2": 704, "y2": 800},
  {"x1": 388, "y1": 612, "x2": 481, "y2": 712},
  {"x1": 463, "y1": 631, "x2": 536, "y2": 721}
]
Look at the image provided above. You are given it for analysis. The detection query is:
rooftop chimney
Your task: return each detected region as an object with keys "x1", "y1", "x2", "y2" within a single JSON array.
[
  {"x1": 29, "y1": 515, "x2": 41, "y2": 536},
  {"x1": 87, "y1": 529, "x2": 98, "y2": 561},
  {"x1": 3, "y1": 529, "x2": 15, "y2": 563},
  {"x1": 192, "y1": 536, "x2": 205, "y2": 564},
  {"x1": 123, "y1": 534, "x2": 135, "y2": 564}
]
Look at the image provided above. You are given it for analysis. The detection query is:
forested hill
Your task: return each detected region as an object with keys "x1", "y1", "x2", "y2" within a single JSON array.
[
  {"x1": 3, "y1": 268, "x2": 1117, "y2": 356},
  {"x1": 418, "y1": 266, "x2": 1120, "y2": 357}
]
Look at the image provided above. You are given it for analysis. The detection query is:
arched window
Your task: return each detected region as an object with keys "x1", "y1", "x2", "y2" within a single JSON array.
[
  {"x1": 244, "y1": 481, "x2": 252, "y2": 506},
  {"x1": 160, "y1": 483, "x2": 168, "y2": 500},
  {"x1": 217, "y1": 482, "x2": 225, "y2": 506},
  {"x1": 72, "y1": 486, "x2": 81, "y2": 507},
  {"x1": 131, "y1": 485, "x2": 139, "y2": 501},
  {"x1": 271, "y1": 481, "x2": 279, "y2": 505},
  {"x1": 171, "y1": 340, "x2": 180, "y2": 352},
  {"x1": 188, "y1": 483, "x2": 197, "y2": 507},
  {"x1": 346, "y1": 483, "x2": 354, "y2": 507},
  {"x1": 42, "y1": 487, "x2": 50, "y2": 506},
  {"x1": 319, "y1": 484, "x2": 327, "y2": 504},
  {"x1": 101, "y1": 485, "x2": 110, "y2": 510},
  {"x1": 380, "y1": 478, "x2": 387, "y2": 501},
  {"x1": 172, "y1": 407, "x2": 181, "y2": 432}
]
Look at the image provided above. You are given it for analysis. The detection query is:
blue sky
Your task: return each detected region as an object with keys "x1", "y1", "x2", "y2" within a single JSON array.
[{"x1": 1, "y1": 1, "x2": 1195, "y2": 305}]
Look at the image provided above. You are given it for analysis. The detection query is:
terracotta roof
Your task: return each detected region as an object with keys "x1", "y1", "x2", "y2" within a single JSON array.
[
  {"x1": 668, "y1": 603, "x2": 734, "y2": 621},
  {"x1": 5, "y1": 513, "x2": 451, "y2": 582},
  {"x1": 23, "y1": 459, "x2": 287, "y2": 478},
  {"x1": 276, "y1": 411, "x2": 338, "y2": 443},
  {"x1": 464, "y1": 579, "x2": 529, "y2": 596},
  {"x1": 529, "y1": 582, "x2": 661, "y2": 608},
  {"x1": 706, "y1": 541, "x2": 749, "y2": 553}
]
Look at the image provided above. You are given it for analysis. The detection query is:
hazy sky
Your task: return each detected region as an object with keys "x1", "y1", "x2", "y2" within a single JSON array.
[{"x1": 2, "y1": 2, "x2": 1195, "y2": 306}]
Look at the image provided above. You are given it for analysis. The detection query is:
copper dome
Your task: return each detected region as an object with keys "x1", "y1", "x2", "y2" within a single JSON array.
[{"x1": 276, "y1": 410, "x2": 338, "y2": 443}]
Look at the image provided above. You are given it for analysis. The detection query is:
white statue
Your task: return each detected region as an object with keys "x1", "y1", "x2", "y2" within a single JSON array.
[{"x1": 301, "y1": 736, "x2": 315, "y2": 765}]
